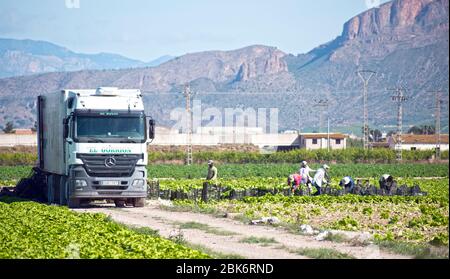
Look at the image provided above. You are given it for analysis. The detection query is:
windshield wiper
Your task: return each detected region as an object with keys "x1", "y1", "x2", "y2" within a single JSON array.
[
  {"x1": 86, "y1": 137, "x2": 104, "y2": 143},
  {"x1": 120, "y1": 139, "x2": 137, "y2": 143}
]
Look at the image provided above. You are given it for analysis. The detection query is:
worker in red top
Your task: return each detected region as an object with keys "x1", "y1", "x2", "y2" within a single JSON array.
[{"x1": 288, "y1": 173, "x2": 302, "y2": 193}]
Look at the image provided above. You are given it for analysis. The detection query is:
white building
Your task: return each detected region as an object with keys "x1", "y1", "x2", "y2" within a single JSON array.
[
  {"x1": 387, "y1": 134, "x2": 449, "y2": 151},
  {"x1": 196, "y1": 126, "x2": 264, "y2": 135},
  {"x1": 299, "y1": 133, "x2": 347, "y2": 150}
]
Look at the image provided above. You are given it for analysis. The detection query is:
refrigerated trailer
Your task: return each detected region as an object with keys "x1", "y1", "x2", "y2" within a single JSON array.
[{"x1": 37, "y1": 87, "x2": 155, "y2": 208}]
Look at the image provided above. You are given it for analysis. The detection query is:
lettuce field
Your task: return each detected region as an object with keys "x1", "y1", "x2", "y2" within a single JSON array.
[
  {"x1": 0, "y1": 163, "x2": 448, "y2": 257},
  {"x1": 0, "y1": 197, "x2": 208, "y2": 259}
]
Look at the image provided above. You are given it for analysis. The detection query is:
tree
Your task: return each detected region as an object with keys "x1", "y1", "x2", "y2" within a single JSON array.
[
  {"x1": 387, "y1": 130, "x2": 396, "y2": 137},
  {"x1": 422, "y1": 125, "x2": 435, "y2": 135},
  {"x1": 408, "y1": 126, "x2": 422, "y2": 135},
  {"x1": 348, "y1": 138, "x2": 363, "y2": 148},
  {"x1": 369, "y1": 129, "x2": 383, "y2": 142},
  {"x1": 2, "y1": 121, "x2": 15, "y2": 134},
  {"x1": 31, "y1": 121, "x2": 38, "y2": 133},
  {"x1": 407, "y1": 125, "x2": 436, "y2": 135}
]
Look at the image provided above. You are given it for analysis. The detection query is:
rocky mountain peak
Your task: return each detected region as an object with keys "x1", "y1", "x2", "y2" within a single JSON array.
[{"x1": 342, "y1": 0, "x2": 448, "y2": 40}]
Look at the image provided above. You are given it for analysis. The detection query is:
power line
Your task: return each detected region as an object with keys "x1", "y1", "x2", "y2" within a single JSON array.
[
  {"x1": 428, "y1": 90, "x2": 446, "y2": 160},
  {"x1": 314, "y1": 98, "x2": 329, "y2": 133},
  {"x1": 357, "y1": 70, "x2": 376, "y2": 150},
  {"x1": 389, "y1": 87, "x2": 408, "y2": 161},
  {"x1": 183, "y1": 84, "x2": 194, "y2": 165},
  {"x1": 314, "y1": 98, "x2": 331, "y2": 151}
]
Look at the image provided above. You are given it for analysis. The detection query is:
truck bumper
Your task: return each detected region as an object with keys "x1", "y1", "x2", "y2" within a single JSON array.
[{"x1": 68, "y1": 165, "x2": 147, "y2": 199}]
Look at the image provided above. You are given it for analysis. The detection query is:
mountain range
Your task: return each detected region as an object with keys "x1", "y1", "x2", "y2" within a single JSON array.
[
  {"x1": 0, "y1": 38, "x2": 174, "y2": 78},
  {"x1": 0, "y1": 0, "x2": 448, "y2": 132}
]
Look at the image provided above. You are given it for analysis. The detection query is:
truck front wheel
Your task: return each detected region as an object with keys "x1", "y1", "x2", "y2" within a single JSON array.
[
  {"x1": 133, "y1": 198, "x2": 145, "y2": 208},
  {"x1": 114, "y1": 199, "x2": 126, "y2": 208}
]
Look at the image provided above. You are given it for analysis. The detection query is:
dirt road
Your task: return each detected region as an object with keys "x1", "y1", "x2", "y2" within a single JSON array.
[{"x1": 74, "y1": 201, "x2": 410, "y2": 259}]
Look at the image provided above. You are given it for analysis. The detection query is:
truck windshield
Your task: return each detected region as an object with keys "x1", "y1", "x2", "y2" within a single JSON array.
[{"x1": 75, "y1": 115, "x2": 145, "y2": 142}]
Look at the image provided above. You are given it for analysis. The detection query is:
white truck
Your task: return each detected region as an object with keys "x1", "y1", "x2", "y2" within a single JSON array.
[{"x1": 37, "y1": 87, "x2": 155, "y2": 208}]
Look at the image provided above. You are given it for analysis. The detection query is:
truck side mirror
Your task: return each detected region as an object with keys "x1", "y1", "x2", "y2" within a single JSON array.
[{"x1": 148, "y1": 119, "x2": 155, "y2": 140}]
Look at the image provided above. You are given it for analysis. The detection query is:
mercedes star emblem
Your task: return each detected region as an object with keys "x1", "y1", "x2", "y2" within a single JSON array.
[{"x1": 104, "y1": 157, "x2": 117, "y2": 167}]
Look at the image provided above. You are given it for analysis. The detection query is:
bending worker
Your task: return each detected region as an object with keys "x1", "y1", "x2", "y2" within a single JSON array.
[
  {"x1": 339, "y1": 176, "x2": 355, "y2": 193},
  {"x1": 288, "y1": 173, "x2": 302, "y2": 193},
  {"x1": 299, "y1": 161, "x2": 315, "y2": 191},
  {"x1": 312, "y1": 164, "x2": 330, "y2": 196},
  {"x1": 379, "y1": 174, "x2": 394, "y2": 191},
  {"x1": 206, "y1": 160, "x2": 218, "y2": 181}
]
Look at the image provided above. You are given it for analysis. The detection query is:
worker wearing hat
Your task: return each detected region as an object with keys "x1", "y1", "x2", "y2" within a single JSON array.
[
  {"x1": 339, "y1": 176, "x2": 355, "y2": 193},
  {"x1": 288, "y1": 173, "x2": 302, "y2": 193},
  {"x1": 379, "y1": 174, "x2": 394, "y2": 192},
  {"x1": 299, "y1": 161, "x2": 316, "y2": 193},
  {"x1": 206, "y1": 160, "x2": 218, "y2": 181},
  {"x1": 312, "y1": 164, "x2": 330, "y2": 196}
]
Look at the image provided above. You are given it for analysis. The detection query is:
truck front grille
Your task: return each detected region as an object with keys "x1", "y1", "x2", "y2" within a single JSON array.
[{"x1": 77, "y1": 154, "x2": 142, "y2": 177}]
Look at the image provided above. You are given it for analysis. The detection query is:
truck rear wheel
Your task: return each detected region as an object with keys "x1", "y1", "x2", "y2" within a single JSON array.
[
  {"x1": 114, "y1": 199, "x2": 126, "y2": 208},
  {"x1": 68, "y1": 198, "x2": 80, "y2": 208},
  {"x1": 133, "y1": 198, "x2": 145, "y2": 208},
  {"x1": 125, "y1": 199, "x2": 134, "y2": 207}
]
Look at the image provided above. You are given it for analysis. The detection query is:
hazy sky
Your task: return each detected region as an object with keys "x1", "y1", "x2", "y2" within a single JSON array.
[{"x1": 0, "y1": 0, "x2": 390, "y2": 61}]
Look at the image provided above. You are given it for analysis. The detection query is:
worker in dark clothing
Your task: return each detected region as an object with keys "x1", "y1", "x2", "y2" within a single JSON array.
[
  {"x1": 206, "y1": 160, "x2": 218, "y2": 181},
  {"x1": 379, "y1": 174, "x2": 394, "y2": 192},
  {"x1": 339, "y1": 176, "x2": 355, "y2": 193}
]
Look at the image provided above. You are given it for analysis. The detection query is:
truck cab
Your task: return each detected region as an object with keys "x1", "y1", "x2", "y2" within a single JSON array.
[{"x1": 37, "y1": 87, "x2": 155, "y2": 208}]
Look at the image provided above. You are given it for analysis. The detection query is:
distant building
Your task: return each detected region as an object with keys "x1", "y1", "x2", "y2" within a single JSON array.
[
  {"x1": 156, "y1": 126, "x2": 178, "y2": 134},
  {"x1": 299, "y1": 133, "x2": 347, "y2": 150},
  {"x1": 14, "y1": 129, "x2": 36, "y2": 135},
  {"x1": 196, "y1": 126, "x2": 264, "y2": 135},
  {"x1": 387, "y1": 134, "x2": 449, "y2": 151},
  {"x1": 282, "y1": 130, "x2": 299, "y2": 134}
]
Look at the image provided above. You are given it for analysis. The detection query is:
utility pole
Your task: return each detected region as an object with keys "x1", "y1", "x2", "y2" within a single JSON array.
[
  {"x1": 184, "y1": 84, "x2": 194, "y2": 165},
  {"x1": 315, "y1": 99, "x2": 329, "y2": 133},
  {"x1": 315, "y1": 98, "x2": 330, "y2": 151},
  {"x1": 327, "y1": 118, "x2": 330, "y2": 152},
  {"x1": 357, "y1": 70, "x2": 376, "y2": 150},
  {"x1": 428, "y1": 90, "x2": 445, "y2": 160},
  {"x1": 389, "y1": 87, "x2": 408, "y2": 161}
]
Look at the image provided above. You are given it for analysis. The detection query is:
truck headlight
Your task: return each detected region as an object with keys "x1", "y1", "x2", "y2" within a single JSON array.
[
  {"x1": 132, "y1": 179, "x2": 145, "y2": 188},
  {"x1": 74, "y1": 179, "x2": 87, "y2": 187}
]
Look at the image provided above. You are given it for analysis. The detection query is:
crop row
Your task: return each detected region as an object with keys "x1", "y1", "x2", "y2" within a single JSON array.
[
  {"x1": 4, "y1": 163, "x2": 445, "y2": 181},
  {"x1": 172, "y1": 179, "x2": 449, "y2": 246},
  {"x1": 0, "y1": 197, "x2": 208, "y2": 259},
  {"x1": 148, "y1": 148, "x2": 449, "y2": 164},
  {"x1": 1, "y1": 148, "x2": 448, "y2": 166},
  {"x1": 147, "y1": 163, "x2": 449, "y2": 179},
  {"x1": 157, "y1": 178, "x2": 448, "y2": 201},
  {"x1": 1, "y1": 164, "x2": 448, "y2": 187}
]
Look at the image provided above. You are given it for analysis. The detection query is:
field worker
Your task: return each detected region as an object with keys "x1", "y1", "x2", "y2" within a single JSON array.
[
  {"x1": 299, "y1": 161, "x2": 315, "y2": 190},
  {"x1": 339, "y1": 176, "x2": 355, "y2": 192},
  {"x1": 287, "y1": 173, "x2": 302, "y2": 193},
  {"x1": 206, "y1": 160, "x2": 218, "y2": 181},
  {"x1": 379, "y1": 174, "x2": 394, "y2": 191},
  {"x1": 312, "y1": 164, "x2": 330, "y2": 196}
]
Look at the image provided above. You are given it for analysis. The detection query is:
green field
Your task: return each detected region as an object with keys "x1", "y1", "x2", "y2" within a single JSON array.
[
  {"x1": 146, "y1": 163, "x2": 449, "y2": 179},
  {"x1": 0, "y1": 197, "x2": 208, "y2": 259},
  {"x1": 1, "y1": 149, "x2": 448, "y2": 166},
  {"x1": 1, "y1": 163, "x2": 448, "y2": 253},
  {"x1": 0, "y1": 163, "x2": 447, "y2": 185},
  {"x1": 171, "y1": 178, "x2": 449, "y2": 246}
]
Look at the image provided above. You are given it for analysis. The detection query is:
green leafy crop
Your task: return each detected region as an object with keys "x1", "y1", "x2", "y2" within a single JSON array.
[{"x1": 0, "y1": 199, "x2": 209, "y2": 259}]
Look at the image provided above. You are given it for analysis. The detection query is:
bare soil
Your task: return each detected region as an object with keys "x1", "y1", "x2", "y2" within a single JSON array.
[{"x1": 74, "y1": 200, "x2": 411, "y2": 259}]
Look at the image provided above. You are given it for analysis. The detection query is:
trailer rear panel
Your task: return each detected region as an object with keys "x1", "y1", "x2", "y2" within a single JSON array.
[{"x1": 38, "y1": 91, "x2": 67, "y2": 175}]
